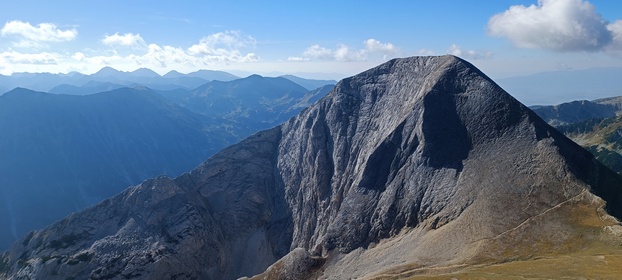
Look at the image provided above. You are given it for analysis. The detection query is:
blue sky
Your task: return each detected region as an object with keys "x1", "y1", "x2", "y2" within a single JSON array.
[{"x1": 1, "y1": 0, "x2": 622, "y2": 80}]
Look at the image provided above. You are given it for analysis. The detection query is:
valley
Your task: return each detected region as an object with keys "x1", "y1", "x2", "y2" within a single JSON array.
[{"x1": 0, "y1": 70, "x2": 335, "y2": 250}]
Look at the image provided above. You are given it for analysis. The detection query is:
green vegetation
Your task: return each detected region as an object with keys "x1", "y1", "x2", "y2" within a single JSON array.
[
  {"x1": 556, "y1": 115, "x2": 622, "y2": 175},
  {"x1": 555, "y1": 117, "x2": 603, "y2": 135},
  {"x1": 588, "y1": 146, "x2": 622, "y2": 173}
]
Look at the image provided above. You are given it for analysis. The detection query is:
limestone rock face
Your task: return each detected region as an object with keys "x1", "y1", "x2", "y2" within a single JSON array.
[{"x1": 2, "y1": 55, "x2": 622, "y2": 279}]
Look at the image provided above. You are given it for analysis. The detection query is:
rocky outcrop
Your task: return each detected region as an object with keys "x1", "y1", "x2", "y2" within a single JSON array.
[{"x1": 2, "y1": 55, "x2": 622, "y2": 279}]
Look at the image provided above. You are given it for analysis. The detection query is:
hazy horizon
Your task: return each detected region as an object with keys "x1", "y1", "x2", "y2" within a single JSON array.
[{"x1": 1, "y1": 1, "x2": 622, "y2": 81}]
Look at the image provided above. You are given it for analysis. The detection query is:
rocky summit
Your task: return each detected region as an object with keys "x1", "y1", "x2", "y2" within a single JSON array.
[{"x1": 2, "y1": 55, "x2": 622, "y2": 279}]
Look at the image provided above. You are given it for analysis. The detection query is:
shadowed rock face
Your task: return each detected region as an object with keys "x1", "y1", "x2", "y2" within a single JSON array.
[{"x1": 2, "y1": 55, "x2": 622, "y2": 280}]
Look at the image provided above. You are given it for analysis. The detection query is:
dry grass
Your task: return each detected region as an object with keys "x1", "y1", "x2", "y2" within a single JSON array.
[
  {"x1": 366, "y1": 193, "x2": 622, "y2": 280},
  {"x1": 364, "y1": 243, "x2": 622, "y2": 280},
  {"x1": 404, "y1": 253, "x2": 622, "y2": 280}
]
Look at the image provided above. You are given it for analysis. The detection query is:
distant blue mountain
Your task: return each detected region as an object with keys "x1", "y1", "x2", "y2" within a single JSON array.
[
  {"x1": 279, "y1": 74, "x2": 336, "y2": 90},
  {"x1": 530, "y1": 95, "x2": 622, "y2": 126},
  {"x1": 157, "y1": 75, "x2": 334, "y2": 138},
  {"x1": 185, "y1": 69, "x2": 239, "y2": 81},
  {"x1": 0, "y1": 78, "x2": 333, "y2": 250},
  {"x1": 0, "y1": 67, "x2": 241, "y2": 94},
  {"x1": 0, "y1": 67, "x2": 340, "y2": 96},
  {"x1": 48, "y1": 81, "x2": 126, "y2": 95},
  {"x1": 0, "y1": 87, "x2": 236, "y2": 250},
  {"x1": 497, "y1": 67, "x2": 622, "y2": 106}
]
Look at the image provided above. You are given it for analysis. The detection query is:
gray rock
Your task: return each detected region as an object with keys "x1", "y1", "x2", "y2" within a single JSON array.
[{"x1": 2, "y1": 55, "x2": 622, "y2": 279}]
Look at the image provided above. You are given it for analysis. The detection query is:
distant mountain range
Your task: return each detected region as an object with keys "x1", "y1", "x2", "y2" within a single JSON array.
[
  {"x1": 157, "y1": 75, "x2": 333, "y2": 137},
  {"x1": 496, "y1": 67, "x2": 622, "y2": 105},
  {"x1": 277, "y1": 75, "x2": 336, "y2": 90},
  {"x1": 0, "y1": 67, "x2": 337, "y2": 96},
  {"x1": 556, "y1": 116, "x2": 622, "y2": 174},
  {"x1": 0, "y1": 87, "x2": 231, "y2": 250},
  {"x1": 3, "y1": 56, "x2": 622, "y2": 279},
  {"x1": 0, "y1": 73, "x2": 335, "y2": 250},
  {"x1": 0, "y1": 68, "x2": 239, "y2": 93},
  {"x1": 531, "y1": 96, "x2": 622, "y2": 126},
  {"x1": 532, "y1": 96, "x2": 622, "y2": 175}
]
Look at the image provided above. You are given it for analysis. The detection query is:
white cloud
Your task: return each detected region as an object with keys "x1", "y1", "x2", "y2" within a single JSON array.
[
  {"x1": 299, "y1": 38, "x2": 399, "y2": 62},
  {"x1": 303, "y1": 45, "x2": 333, "y2": 60},
  {"x1": 137, "y1": 44, "x2": 188, "y2": 67},
  {"x1": 67, "y1": 31, "x2": 259, "y2": 72},
  {"x1": 334, "y1": 44, "x2": 366, "y2": 62},
  {"x1": 488, "y1": 0, "x2": 612, "y2": 52},
  {"x1": 287, "y1": 56, "x2": 310, "y2": 62},
  {"x1": 186, "y1": 31, "x2": 259, "y2": 64},
  {"x1": 447, "y1": 44, "x2": 492, "y2": 60},
  {"x1": 606, "y1": 20, "x2": 622, "y2": 56},
  {"x1": 188, "y1": 30, "x2": 256, "y2": 55},
  {"x1": 71, "y1": 52, "x2": 86, "y2": 61},
  {"x1": 1, "y1": 20, "x2": 76, "y2": 42},
  {"x1": 0, "y1": 29, "x2": 264, "y2": 75},
  {"x1": 0, "y1": 51, "x2": 60, "y2": 64},
  {"x1": 102, "y1": 33, "x2": 145, "y2": 47},
  {"x1": 364, "y1": 39, "x2": 397, "y2": 54},
  {"x1": 79, "y1": 54, "x2": 123, "y2": 66}
]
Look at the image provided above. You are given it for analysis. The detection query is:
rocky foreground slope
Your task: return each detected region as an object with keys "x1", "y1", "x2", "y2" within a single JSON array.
[{"x1": 2, "y1": 55, "x2": 622, "y2": 279}]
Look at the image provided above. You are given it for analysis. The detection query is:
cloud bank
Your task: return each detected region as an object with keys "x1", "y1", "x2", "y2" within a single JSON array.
[
  {"x1": 1, "y1": 20, "x2": 76, "y2": 42},
  {"x1": 294, "y1": 39, "x2": 399, "y2": 62},
  {"x1": 488, "y1": 0, "x2": 622, "y2": 53},
  {"x1": 447, "y1": 44, "x2": 492, "y2": 60},
  {"x1": 0, "y1": 51, "x2": 60, "y2": 65},
  {"x1": 102, "y1": 33, "x2": 146, "y2": 47},
  {"x1": 0, "y1": 26, "x2": 261, "y2": 74}
]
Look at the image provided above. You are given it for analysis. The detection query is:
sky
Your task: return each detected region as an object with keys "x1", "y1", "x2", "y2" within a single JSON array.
[{"x1": 1, "y1": 0, "x2": 622, "y2": 81}]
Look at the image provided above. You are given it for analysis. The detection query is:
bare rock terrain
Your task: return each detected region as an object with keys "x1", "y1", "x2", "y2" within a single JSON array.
[{"x1": 2, "y1": 55, "x2": 622, "y2": 279}]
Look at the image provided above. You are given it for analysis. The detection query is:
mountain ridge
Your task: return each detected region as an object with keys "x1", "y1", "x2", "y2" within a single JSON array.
[
  {"x1": 2, "y1": 55, "x2": 622, "y2": 279},
  {"x1": 0, "y1": 87, "x2": 235, "y2": 250},
  {"x1": 0, "y1": 67, "x2": 337, "y2": 95},
  {"x1": 0, "y1": 80, "x2": 333, "y2": 250},
  {"x1": 531, "y1": 97, "x2": 622, "y2": 126},
  {"x1": 157, "y1": 75, "x2": 332, "y2": 138}
]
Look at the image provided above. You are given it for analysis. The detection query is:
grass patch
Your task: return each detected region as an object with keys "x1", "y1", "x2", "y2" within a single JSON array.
[
  {"x1": 402, "y1": 254, "x2": 622, "y2": 279},
  {"x1": 369, "y1": 193, "x2": 622, "y2": 280}
]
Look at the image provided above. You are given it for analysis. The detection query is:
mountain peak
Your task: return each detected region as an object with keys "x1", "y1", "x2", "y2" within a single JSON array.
[
  {"x1": 245, "y1": 74, "x2": 264, "y2": 79},
  {"x1": 163, "y1": 70, "x2": 184, "y2": 78},
  {"x1": 3, "y1": 56, "x2": 622, "y2": 279},
  {"x1": 186, "y1": 69, "x2": 239, "y2": 81},
  {"x1": 130, "y1": 68, "x2": 160, "y2": 78},
  {"x1": 92, "y1": 66, "x2": 121, "y2": 77}
]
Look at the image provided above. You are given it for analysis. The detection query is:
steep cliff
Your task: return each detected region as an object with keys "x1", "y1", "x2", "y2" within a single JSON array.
[{"x1": 2, "y1": 55, "x2": 622, "y2": 279}]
